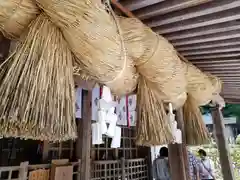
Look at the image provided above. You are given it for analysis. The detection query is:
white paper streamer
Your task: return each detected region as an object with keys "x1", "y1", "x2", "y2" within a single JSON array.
[
  {"x1": 116, "y1": 97, "x2": 127, "y2": 126},
  {"x1": 98, "y1": 110, "x2": 107, "y2": 134},
  {"x1": 92, "y1": 87, "x2": 100, "y2": 121},
  {"x1": 106, "y1": 113, "x2": 118, "y2": 137},
  {"x1": 111, "y1": 126, "x2": 122, "y2": 148},
  {"x1": 168, "y1": 103, "x2": 182, "y2": 144},
  {"x1": 75, "y1": 87, "x2": 82, "y2": 118},
  {"x1": 128, "y1": 94, "x2": 137, "y2": 111},
  {"x1": 102, "y1": 86, "x2": 112, "y2": 102},
  {"x1": 92, "y1": 123, "x2": 104, "y2": 145},
  {"x1": 129, "y1": 111, "x2": 136, "y2": 126}
]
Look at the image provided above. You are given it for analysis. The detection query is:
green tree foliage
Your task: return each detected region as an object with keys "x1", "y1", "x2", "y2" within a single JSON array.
[{"x1": 201, "y1": 104, "x2": 240, "y2": 120}]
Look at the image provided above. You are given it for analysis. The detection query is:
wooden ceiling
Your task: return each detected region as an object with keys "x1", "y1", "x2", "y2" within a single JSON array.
[{"x1": 119, "y1": 0, "x2": 240, "y2": 104}]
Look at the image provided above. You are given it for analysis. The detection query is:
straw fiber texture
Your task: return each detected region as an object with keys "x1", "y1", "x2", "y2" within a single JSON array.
[
  {"x1": 37, "y1": 0, "x2": 138, "y2": 96},
  {"x1": 136, "y1": 75, "x2": 173, "y2": 146},
  {"x1": 179, "y1": 54, "x2": 222, "y2": 105},
  {"x1": 207, "y1": 73, "x2": 222, "y2": 95},
  {"x1": 185, "y1": 63, "x2": 217, "y2": 106},
  {"x1": 119, "y1": 17, "x2": 187, "y2": 107},
  {"x1": 0, "y1": 14, "x2": 77, "y2": 141},
  {"x1": 0, "y1": 0, "x2": 39, "y2": 39},
  {"x1": 183, "y1": 94, "x2": 210, "y2": 145}
]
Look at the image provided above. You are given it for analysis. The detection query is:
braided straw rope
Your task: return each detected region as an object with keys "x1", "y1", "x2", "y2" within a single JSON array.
[
  {"x1": 0, "y1": 0, "x2": 39, "y2": 39},
  {"x1": 207, "y1": 72, "x2": 222, "y2": 95},
  {"x1": 179, "y1": 54, "x2": 222, "y2": 105},
  {"x1": 184, "y1": 62, "x2": 222, "y2": 106},
  {"x1": 119, "y1": 17, "x2": 187, "y2": 108},
  {"x1": 37, "y1": 0, "x2": 138, "y2": 96}
]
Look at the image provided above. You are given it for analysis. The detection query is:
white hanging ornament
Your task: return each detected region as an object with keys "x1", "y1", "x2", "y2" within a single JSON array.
[
  {"x1": 168, "y1": 103, "x2": 182, "y2": 144},
  {"x1": 92, "y1": 123, "x2": 104, "y2": 145},
  {"x1": 97, "y1": 109, "x2": 107, "y2": 134},
  {"x1": 101, "y1": 86, "x2": 113, "y2": 102},
  {"x1": 105, "y1": 113, "x2": 118, "y2": 137},
  {"x1": 111, "y1": 126, "x2": 122, "y2": 148},
  {"x1": 97, "y1": 86, "x2": 118, "y2": 137},
  {"x1": 98, "y1": 99, "x2": 117, "y2": 111}
]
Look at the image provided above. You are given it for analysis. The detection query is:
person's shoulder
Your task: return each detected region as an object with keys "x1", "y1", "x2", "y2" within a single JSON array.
[{"x1": 208, "y1": 158, "x2": 214, "y2": 165}]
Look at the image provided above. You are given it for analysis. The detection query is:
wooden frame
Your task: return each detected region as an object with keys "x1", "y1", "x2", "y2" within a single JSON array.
[
  {"x1": 91, "y1": 158, "x2": 148, "y2": 180},
  {"x1": 0, "y1": 160, "x2": 81, "y2": 180},
  {"x1": 91, "y1": 126, "x2": 138, "y2": 161}
]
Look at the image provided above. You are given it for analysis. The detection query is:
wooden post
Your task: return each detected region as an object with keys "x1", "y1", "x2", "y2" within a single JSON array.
[
  {"x1": 80, "y1": 90, "x2": 92, "y2": 180},
  {"x1": 77, "y1": 159, "x2": 81, "y2": 180},
  {"x1": 76, "y1": 119, "x2": 83, "y2": 159},
  {"x1": 211, "y1": 106, "x2": 235, "y2": 180},
  {"x1": 168, "y1": 108, "x2": 189, "y2": 180},
  {"x1": 121, "y1": 158, "x2": 126, "y2": 180},
  {"x1": 42, "y1": 141, "x2": 50, "y2": 163}
]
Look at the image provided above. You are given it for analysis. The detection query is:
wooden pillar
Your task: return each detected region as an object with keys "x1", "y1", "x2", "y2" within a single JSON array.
[
  {"x1": 80, "y1": 90, "x2": 92, "y2": 180},
  {"x1": 42, "y1": 141, "x2": 50, "y2": 163},
  {"x1": 168, "y1": 108, "x2": 189, "y2": 180},
  {"x1": 211, "y1": 106, "x2": 235, "y2": 180},
  {"x1": 76, "y1": 119, "x2": 83, "y2": 159}
]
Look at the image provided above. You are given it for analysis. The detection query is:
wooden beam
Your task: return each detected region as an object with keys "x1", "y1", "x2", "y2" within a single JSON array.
[
  {"x1": 196, "y1": 62, "x2": 240, "y2": 68},
  {"x1": 222, "y1": 88, "x2": 240, "y2": 92},
  {"x1": 219, "y1": 80, "x2": 240, "y2": 83},
  {"x1": 154, "y1": 8, "x2": 240, "y2": 33},
  {"x1": 222, "y1": 91, "x2": 240, "y2": 95},
  {"x1": 165, "y1": 21, "x2": 240, "y2": 41},
  {"x1": 223, "y1": 82, "x2": 240, "y2": 86},
  {"x1": 221, "y1": 94, "x2": 240, "y2": 98},
  {"x1": 147, "y1": 0, "x2": 238, "y2": 27},
  {"x1": 111, "y1": 0, "x2": 136, "y2": 18},
  {"x1": 186, "y1": 53, "x2": 240, "y2": 60},
  {"x1": 225, "y1": 98, "x2": 240, "y2": 104},
  {"x1": 135, "y1": 0, "x2": 212, "y2": 20},
  {"x1": 80, "y1": 90, "x2": 92, "y2": 180},
  {"x1": 177, "y1": 39, "x2": 240, "y2": 51},
  {"x1": 120, "y1": 0, "x2": 165, "y2": 11},
  {"x1": 173, "y1": 30, "x2": 240, "y2": 46},
  {"x1": 210, "y1": 106, "x2": 235, "y2": 180},
  {"x1": 168, "y1": 108, "x2": 189, "y2": 180},
  {"x1": 210, "y1": 74, "x2": 240, "y2": 78},
  {"x1": 199, "y1": 69, "x2": 240, "y2": 74},
  {"x1": 199, "y1": 66, "x2": 240, "y2": 72},
  {"x1": 182, "y1": 46, "x2": 240, "y2": 56},
  {"x1": 42, "y1": 141, "x2": 50, "y2": 163},
  {"x1": 222, "y1": 95, "x2": 240, "y2": 100},
  {"x1": 192, "y1": 59, "x2": 240, "y2": 65},
  {"x1": 210, "y1": 73, "x2": 240, "y2": 76},
  {"x1": 222, "y1": 93, "x2": 240, "y2": 98},
  {"x1": 76, "y1": 118, "x2": 83, "y2": 159}
]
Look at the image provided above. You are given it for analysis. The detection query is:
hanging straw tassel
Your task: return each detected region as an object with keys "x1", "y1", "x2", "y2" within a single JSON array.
[
  {"x1": 183, "y1": 94, "x2": 210, "y2": 145},
  {"x1": 136, "y1": 75, "x2": 173, "y2": 146},
  {"x1": 0, "y1": 13, "x2": 77, "y2": 141},
  {"x1": 0, "y1": 0, "x2": 39, "y2": 39}
]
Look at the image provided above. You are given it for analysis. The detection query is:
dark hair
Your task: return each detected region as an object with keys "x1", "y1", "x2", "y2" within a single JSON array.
[
  {"x1": 198, "y1": 149, "x2": 207, "y2": 156},
  {"x1": 159, "y1": 147, "x2": 168, "y2": 157}
]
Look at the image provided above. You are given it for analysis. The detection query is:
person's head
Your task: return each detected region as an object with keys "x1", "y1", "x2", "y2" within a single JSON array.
[
  {"x1": 159, "y1": 147, "x2": 168, "y2": 158},
  {"x1": 198, "y1": 149, "x2": 207, "y2": 159}
]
